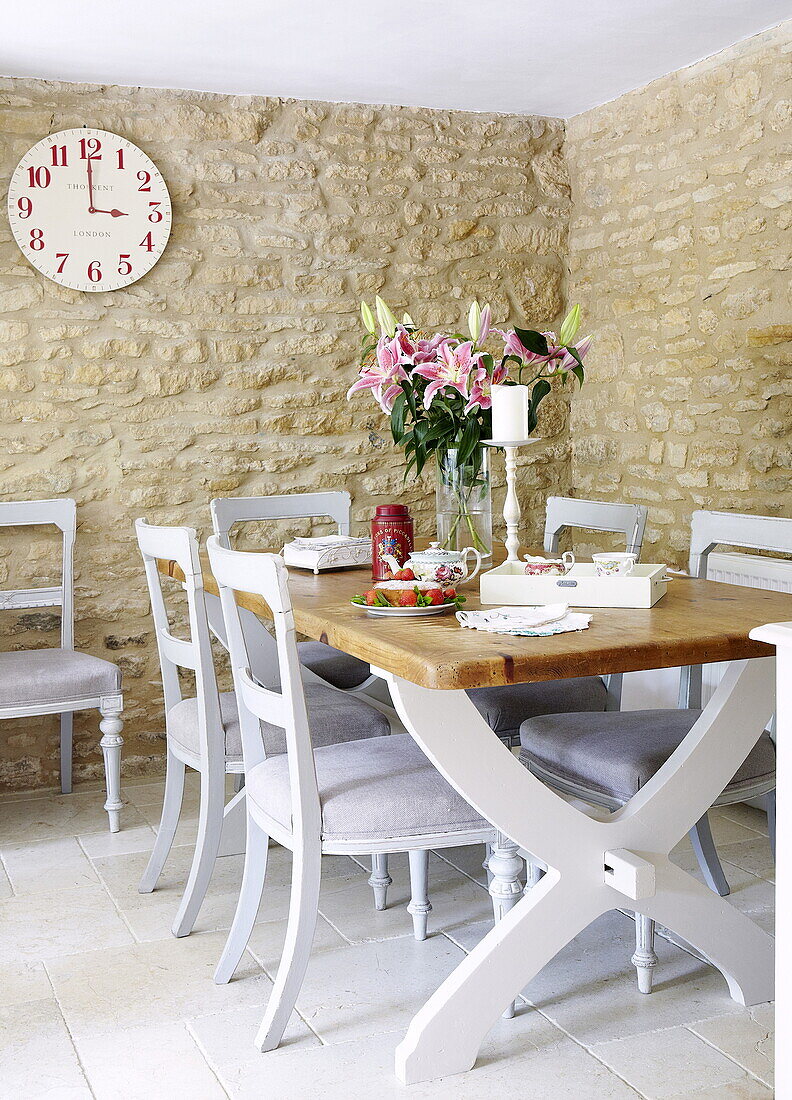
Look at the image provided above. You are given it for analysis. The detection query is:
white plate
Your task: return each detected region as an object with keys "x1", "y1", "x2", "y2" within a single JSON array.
[{"x1": 351, "y1": 601, "x2": 456, "y2": 618}]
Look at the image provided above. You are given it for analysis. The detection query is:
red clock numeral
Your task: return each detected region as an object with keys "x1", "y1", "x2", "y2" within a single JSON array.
[
  {"x1": 118, "y1": 254, "x2": 132, "y2": 276},
  {"x1": 29, "y1": 228, "x2": 44, "y2": 251},
  {"x1": 87, "y1": 260, "x2": 102, "y2": 283},
  {"x1": 137, "y1": 170, "x2": 151, "y2": 192},
  {"x1": 55, "y1": 253, "x2": 69, "y2": 274},
  {"x1": 17, "y1": 197, "x2": 32, "y2": 219},
  {"x1": 148, "y1": 202, "x2": 163, "y2": 223},
  {"x1": 116, "y1": 149, "x2": 125, "y2": 170},
  {"x1": 50, "y1": 144, "x2": 67, "y2": 167},
  {"x1": 27, "y1": 166, "x2": 51, "y2": 188},
  {"x1": 79, "y1": 137, "x2": 102, "y2": 160},
  {"x1": 139, "y1": 232, "x2": 154, "y2": 252}
]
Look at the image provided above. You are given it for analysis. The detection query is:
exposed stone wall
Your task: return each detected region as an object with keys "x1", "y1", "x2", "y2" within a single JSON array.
[
  {"x1": 566, "y1": 22, "x2": 792, "y2": 565},
  {"x1": 0, "y1": 80, "x2": 569, "y2": 789}
]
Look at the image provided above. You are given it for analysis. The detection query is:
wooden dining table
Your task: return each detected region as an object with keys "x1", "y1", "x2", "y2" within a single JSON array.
[{"x1": 158, "y1": 548, "x2": 791, "y2": 1085}]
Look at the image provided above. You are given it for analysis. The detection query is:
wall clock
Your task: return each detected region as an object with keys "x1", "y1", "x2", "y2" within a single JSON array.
[{"x1": 6, "y1": 128, "x2": 171, "y2": 292}]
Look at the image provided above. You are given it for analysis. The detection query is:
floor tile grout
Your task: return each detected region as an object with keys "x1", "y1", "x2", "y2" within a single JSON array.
[
  {"x1": 40, "y1": 961, "x2": 98, "y2": 1100},
  {"x1": 686, "y1": 1019, "x2": 774, "y2": 1089}
]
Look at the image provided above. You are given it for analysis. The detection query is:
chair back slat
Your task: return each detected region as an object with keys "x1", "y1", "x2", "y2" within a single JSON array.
[
  {"x1": 159, "y1": 632, "x2": 199, "y2": 672},
  {"x1": 680, "y1": 509, "x2": 792, "y2": 710},
  {"x1": 689, "y1": 510, "x2": 792, "y2": 578},
  {"x1": 0, "y1": 497, "x2": 76, "y2": 649},
  {"x1": 135, "y1": 519, "x2": 223, "y2": 766},
  {"x1": 210, "y1": 491, "x2": 351, "y2": 548},
  {"x1": 544, "y1": 496, "x2": 648, "y2": 558},
  {"x1": 207, "y1": 535, "x2": 321, "y2": 843}
]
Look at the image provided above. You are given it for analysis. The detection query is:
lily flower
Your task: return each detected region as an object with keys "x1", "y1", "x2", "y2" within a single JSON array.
[
  {"x1": 479, "y1": 304, "x2": 492, "y2": 344},
  {"x1": 346, "y1": 334, "x2": 408, "y2": 413},
  {"x1": 465, "y1": 352, "x2": 508, "y2": 413},
  {"x1": 556, "y1": 334, "x2": 592, "y2": 373},
  {"x1": 375, "y1": 296, "x2": 398, "y2": 338},
  {"x1": 360, "y1": 300, "x2": 377, "y2": 337},
  {"x1": 413, "y1": 332, "x2": 448, "y2": 364},
  {"x1": 412, "y1": 339, "x2": 479, "y2": 408}
]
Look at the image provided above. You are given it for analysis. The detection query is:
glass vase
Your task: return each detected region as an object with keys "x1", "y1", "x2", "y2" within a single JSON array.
[{"x1": 435, "y1": 446, "x2": 492, "y2": 562}]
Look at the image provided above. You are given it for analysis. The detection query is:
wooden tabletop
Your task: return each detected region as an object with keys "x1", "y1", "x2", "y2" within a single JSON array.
[{"x1": 157, "y1": 547, "x2": 792, "y2": 690}]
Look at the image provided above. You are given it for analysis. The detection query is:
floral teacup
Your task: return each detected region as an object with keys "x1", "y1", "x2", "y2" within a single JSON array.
[
  {"x1": 592, "y1": 552, "x2": 637, "y2": 577},
  {"x1": 523, "y1": 552, "x2": 575, "y2": 577}
]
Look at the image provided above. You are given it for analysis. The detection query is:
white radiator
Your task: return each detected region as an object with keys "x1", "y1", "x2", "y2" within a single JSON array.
[{"x1": 622, "y1": 551, "x2": 792, "y2": 711}]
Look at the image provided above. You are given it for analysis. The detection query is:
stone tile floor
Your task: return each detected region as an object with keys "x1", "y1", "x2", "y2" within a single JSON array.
[{"x1": 0, "y1": 774, "x2": 775, "y2": 1098}]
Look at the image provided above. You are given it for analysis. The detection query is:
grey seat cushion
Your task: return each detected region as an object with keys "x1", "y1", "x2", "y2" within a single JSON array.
[
  {"x1": 168, "y1": 684, "x2": 390, "y2": 761},
  {"x1": 519, "y1": 708, "x2": 776, "y2": 804},
  {"x1": 0, "y1": 648, "x2": 121, "y2": 708},
  {"x1": 468, "y1": 676, "x2": 608, "y2": 741},
  {"x1": 297, "y1": 640, "x2": 370, "y2": 690},
  {"x1": 246, "y1": 733, "x2": 488, "y2": 842}
]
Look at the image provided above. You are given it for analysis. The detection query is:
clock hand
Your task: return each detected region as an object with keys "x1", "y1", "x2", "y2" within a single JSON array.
[
  {"x1": 90, "y1": 208, "x2": 129, "y2": 217},
  {"x1": 86, "y1": 157, "x2": 97, "y2": 213}
]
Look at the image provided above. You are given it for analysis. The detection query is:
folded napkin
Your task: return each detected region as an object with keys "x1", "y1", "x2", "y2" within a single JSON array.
[
  {"x1": 457, "y1": 603, "x2": 592, "y2": 637},
  {"x1": 287, "y1": 536, "x2": 371, "y2": 549}
]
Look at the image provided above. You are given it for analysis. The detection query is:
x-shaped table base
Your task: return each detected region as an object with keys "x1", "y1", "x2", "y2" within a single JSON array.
[{"x1": 378, "y1": 657, "x2": 776, "y2": 1085}]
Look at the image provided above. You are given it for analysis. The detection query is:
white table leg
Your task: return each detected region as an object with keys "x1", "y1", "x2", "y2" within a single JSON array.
[{"x1": 379, "y1": 656, "x2": 776, "y2": 1085}]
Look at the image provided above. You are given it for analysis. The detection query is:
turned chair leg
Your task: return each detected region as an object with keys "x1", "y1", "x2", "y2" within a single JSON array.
[
  {"x1": 99, "y1": 699, "x2": 124, "y2": 833},
  {"x1": 766, "y1": 790, "x2": 776, "y2": 861},
  {"x1": 60, "y1": 712, "x2": 73, "y2": 795},
  {"x1": 632, "y1": 914, "x2": 658, "y2": 994},
  {"x1": 483, "y1": 842, "x2": 493, "y2": 886},
  {"x1": 488, "y1": 832, "x2": 525, "y2": 1019},
  {"x1": 369, "y1": 852, "x2": 392, "y2": 911},
  {"x1": 524, "y1": 860, "x2": 545, "y2": 894},
  {"x1": 138, "y1": 749, "x2": 186, "y2": 893},
  {"x1": 407, "y1": 849, "x2": 432, "y2": 940},
  {"x1": 690, "y1": 812, "x2": 730, "y2": 897}
]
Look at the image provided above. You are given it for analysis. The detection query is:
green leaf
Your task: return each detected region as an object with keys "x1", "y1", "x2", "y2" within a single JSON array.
[
  {"x1": 571, "y1": 364, "x2": 585, "y2": 387},
  {"x1": 514, "y1": 328, "x2": 549, "y2": 357},
  {"x1": 390, "y1": 392, "x2": 406, "y2": 443},
  {"x1": 351, "y1": 595, "x2": 365, "y2": 604},
  {"x1": 374, "y1": 590, "x2": 390, "y2": 607}
]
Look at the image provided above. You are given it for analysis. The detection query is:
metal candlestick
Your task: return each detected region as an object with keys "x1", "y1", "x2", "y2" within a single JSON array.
[{"x1": 482, "y1": 438, "x2": 542, "y2": 563}]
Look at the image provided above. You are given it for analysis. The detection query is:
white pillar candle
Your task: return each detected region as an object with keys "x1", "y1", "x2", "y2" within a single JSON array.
[{"x1": 490, "y1": 384, "x2": 529, "y2": 443}]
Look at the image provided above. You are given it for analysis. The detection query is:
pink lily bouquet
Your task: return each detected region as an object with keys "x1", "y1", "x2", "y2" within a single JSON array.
[{"x1": 347, "y1": 296, "x2": 591, "y2": 481}]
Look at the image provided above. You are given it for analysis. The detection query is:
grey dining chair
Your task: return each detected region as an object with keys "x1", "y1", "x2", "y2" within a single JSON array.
[
  {"x1": 519, "y1": 509, "x2": 785, "y2": 993},
  {"x1": 135, "y1": 519, "x2": 391, "y2": 938},
  {"x1": 206, "y1": 534, "x2": 494, "y2": 1053},
  {"x1": 468, "y1": 496, "x2": 649, "y2": 747},
  {"x1": 0, "y1": 498, "x2": 123, "y2": 830},
  {"x1": 210, "y1": 491, "x2": 400, "y2": 906},
  {"x1": 211, "y1": 491, "x2": 375, "y2": 692}
]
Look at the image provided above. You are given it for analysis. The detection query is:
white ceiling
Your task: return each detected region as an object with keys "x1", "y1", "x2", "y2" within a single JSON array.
[{"x1": 3, "y1": 1, "x2": 788, "y2": 118}]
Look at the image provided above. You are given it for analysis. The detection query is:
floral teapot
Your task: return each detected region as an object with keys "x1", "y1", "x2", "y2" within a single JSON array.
[{"x1": 383, "y1": 542, "x2": 482, "y2": 587}]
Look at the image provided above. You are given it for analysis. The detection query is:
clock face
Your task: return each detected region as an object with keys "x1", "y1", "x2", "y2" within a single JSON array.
[{"x1": 7, "y1": 128, "x2": 172, "y2": 292}]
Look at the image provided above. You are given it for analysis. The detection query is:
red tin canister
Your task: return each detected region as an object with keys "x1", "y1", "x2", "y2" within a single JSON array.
[{"x1": 371, "y1": 504, "x2": 414, "y2": 581}]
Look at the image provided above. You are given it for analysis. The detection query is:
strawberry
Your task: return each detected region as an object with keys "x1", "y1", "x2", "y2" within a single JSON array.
[
  {"x1": 426, "y1": 588, "x2": 445, "y2": 606},
  {"x1": 444, "y1": 587, "x2": 456, "y2": 601},
  {"x1": 400, "y1": 567, "x2": 416, "y2": 581},
  {"x1": 398, "y1": 589, "x2": 419, "y2": 607},
  {"x1": 364, "y1": 590, "x2": 378, "y2": 606}
]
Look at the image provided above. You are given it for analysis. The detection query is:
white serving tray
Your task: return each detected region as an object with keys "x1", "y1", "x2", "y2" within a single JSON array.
[
  {"x1": 479, "y1": 562, "x2": 667, "y2": 608},
  {"x1": 283, "y1": 537, "x2": 371, "y2": 574}
]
